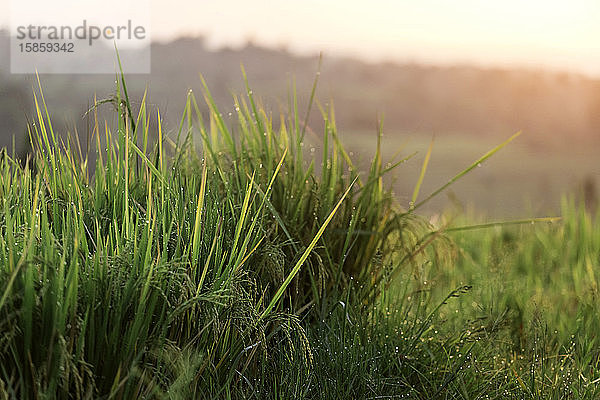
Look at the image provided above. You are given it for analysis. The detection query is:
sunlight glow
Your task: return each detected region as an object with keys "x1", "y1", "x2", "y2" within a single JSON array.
[
  {"x1": 2, "y1": 0, "x2": 599, "y2": 75},
  {"x1": 146, "y1": 0, "x2": 600, "y2": 75}
]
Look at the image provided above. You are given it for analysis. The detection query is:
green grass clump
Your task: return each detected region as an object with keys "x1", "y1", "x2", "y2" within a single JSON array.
[
  {"x1": 0, "y1": 71, "x2": 454, "y2": 399},
  {"x1": 2, "y1": 69, "x2": 596, "y2": 399}
]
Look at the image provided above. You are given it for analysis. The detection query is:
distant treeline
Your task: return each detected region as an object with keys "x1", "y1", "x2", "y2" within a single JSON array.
[{"x1": 1, "y1": 31, "x2": 599, "y2": 154}]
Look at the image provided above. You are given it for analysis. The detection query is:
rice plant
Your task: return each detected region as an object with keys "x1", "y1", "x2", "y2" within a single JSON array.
[
  {"x1": 0, "y1": 66, "x2": 459, "y2": 399},
  {"x1": 1, "y1": 66, "x2": 592, "y2": 399}
]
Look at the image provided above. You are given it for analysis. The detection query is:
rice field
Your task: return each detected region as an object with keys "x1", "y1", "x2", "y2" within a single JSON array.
[{"x1": 0, "y1": 72, "x2": 598, "y2": 399}]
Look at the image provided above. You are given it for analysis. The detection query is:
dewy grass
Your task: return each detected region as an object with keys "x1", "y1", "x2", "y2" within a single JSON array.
[
  {"x1": 1, "y1": 67, "x2": 593, "y2": 399},
  {"x1": 0, "y1": 70, "x2": 449, "y2": 398}
]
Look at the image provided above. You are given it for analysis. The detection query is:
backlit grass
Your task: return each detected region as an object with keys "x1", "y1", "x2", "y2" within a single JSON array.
[{"x1": 0, "y1": 70, "x2": 597, "y2": 399}]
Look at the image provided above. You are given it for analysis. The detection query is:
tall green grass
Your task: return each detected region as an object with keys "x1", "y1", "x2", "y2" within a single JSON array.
[
  {"x1": 0, "y1": 70, "x2": 455, "y2": 398},
  {"x1": 2, "y1": 69, "x2": 595, "y2": 399}
]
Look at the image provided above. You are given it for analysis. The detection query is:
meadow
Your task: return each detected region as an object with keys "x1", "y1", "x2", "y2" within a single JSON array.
[
  {"x1": 0, "y1": 71, "x2": 598, "y2": 399},
  {"x1": 340, "y1": 132, "x2": 599, "y2": 218}
]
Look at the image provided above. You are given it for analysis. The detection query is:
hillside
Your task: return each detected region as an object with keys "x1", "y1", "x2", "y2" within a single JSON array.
[{"x1": 1, "y1": 32, "x2": 599, "y2": 151}]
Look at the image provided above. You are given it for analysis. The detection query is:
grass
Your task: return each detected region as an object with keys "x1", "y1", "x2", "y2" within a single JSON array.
[
  {"x1": 425, "y1": 199, "x2": 600, "y2": 398},
  {"x1": 0, "y1": 70, "x2": 598, "y2": 399}
]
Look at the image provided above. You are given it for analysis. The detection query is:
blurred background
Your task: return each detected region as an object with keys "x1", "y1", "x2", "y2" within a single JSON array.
[{"x1": 0, "y1": 0, "x2": 598, "y2": 217}]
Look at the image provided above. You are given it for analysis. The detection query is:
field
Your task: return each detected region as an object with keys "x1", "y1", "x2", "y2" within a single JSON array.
[
  {"x1": 0, "y1": 73, "x2": 598, "y2": 399},
  {"x1": 340, "y1": 132, "x2": 599, "y2": 218}
]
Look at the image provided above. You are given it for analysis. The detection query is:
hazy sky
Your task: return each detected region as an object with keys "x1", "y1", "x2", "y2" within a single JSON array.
[{"x1": 3, "y1": 0, "x2": 600, "y2": 76}]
